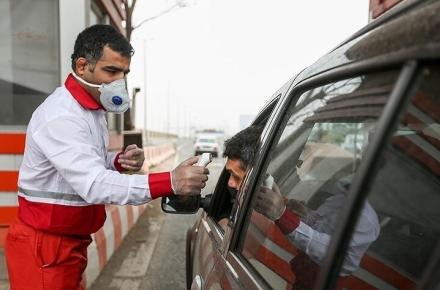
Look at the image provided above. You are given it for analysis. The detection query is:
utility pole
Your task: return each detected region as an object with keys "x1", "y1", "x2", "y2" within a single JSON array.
[{"x1": 143, "y1": 39, "x2": 148, "y2": 144}]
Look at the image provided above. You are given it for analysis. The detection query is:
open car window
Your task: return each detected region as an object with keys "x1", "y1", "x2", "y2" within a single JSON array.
[
  {"x1": 237, "y1": 69, "x2": 400, "y2": 289},
  {"x1": 207, "y1": 97, "x2": 280, "y2": 232}
]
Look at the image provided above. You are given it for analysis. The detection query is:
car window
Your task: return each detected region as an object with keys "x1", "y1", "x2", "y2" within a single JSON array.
[
  {"x1": 198, "y1": 138, "x2": 216, "y2": 143},
  {"x1": 237, "y1": 70, "x2": 400, "y2": 290},
  {"x1": 207, "y1": 99, "x2": 280, "y2": 232},
  {"x1": 332, "y1": 64, "x2": 440, "y2": 290}
]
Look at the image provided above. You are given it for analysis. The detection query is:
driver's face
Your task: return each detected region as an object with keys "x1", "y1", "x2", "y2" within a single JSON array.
[{"x1": 225, "y1": 158, "x2": 246, "y2": 191}]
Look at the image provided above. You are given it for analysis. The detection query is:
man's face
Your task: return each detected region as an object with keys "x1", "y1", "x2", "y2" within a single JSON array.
[
  {"x1": 75, "y1": 45, "x2": 131, "y2": 100},
  {"x1": 225, "y1": 158, "x2": 246, "y2": 191}
]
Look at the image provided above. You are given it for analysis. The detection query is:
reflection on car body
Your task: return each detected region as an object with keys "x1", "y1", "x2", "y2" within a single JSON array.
[{"x1": 163, "y1": 1, "x2": 440, "y2": 289}]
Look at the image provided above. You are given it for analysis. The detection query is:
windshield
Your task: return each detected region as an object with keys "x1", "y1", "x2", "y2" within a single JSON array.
[{"x1": 198, "y1": 138, "x2": 216, "y2": 143}]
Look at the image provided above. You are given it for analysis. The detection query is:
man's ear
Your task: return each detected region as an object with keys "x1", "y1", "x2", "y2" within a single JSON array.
[{"x1": 75, "y1": 57, "x2": 88, "y2": 76}]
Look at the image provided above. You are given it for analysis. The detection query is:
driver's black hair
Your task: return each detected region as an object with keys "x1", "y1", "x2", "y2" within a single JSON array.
[
  {"x1": 223, "y1": 125, "x2": 264, "y2": 170},
  {"x1": 71, "y1": 24, "x2": 134, "y2": 72}
]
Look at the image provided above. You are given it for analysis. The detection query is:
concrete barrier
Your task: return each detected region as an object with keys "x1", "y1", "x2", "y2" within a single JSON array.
[
  {"x1": 84, "y1": 204, "x2": 147, "y2": 288},
  {"x1": 0, "y1": 139, "x2": 176, "y2": 289},
  {"x1": 142, "y1": 143, "x2": 176, "y2": 169}
]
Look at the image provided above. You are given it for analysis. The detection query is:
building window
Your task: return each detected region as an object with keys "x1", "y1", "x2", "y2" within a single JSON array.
[{"x1": 0, "y1": 0, "x2": 60, "y2": 125}]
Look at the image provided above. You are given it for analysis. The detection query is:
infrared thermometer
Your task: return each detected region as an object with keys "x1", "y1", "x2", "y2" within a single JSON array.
[
  {"x1": 197, "y1": 153, "x2": 212, "y2": 167},
  {"x1": 263, "y1": 174, "x2": 274, "y2": 189}
]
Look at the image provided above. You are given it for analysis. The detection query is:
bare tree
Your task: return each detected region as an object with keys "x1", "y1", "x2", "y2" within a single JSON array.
[
  {"x1": 122, "y1": 0, "x2": 188, "y2": 41},
  {"x1": 121, "y1": 0, "x2": 188, "y2": 130}
]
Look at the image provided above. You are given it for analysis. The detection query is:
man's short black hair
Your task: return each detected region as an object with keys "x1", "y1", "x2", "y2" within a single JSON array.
[
  {"x1": 71, "y1": 24, "x2": 134, "y2": 72},
  {"x1": 223, "y1": 125, "x2": 264, "y2": 170}
]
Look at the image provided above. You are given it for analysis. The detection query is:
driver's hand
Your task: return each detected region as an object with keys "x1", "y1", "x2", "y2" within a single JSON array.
[{"x1": 171, "y1": 156, "x2": 209, "y2": 196}]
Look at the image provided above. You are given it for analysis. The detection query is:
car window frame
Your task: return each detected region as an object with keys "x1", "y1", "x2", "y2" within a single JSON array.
[
  {"x1": 199, "y1": 94, "x2": 284, "y2": 251},
  {"x1": 224, "y1": 61, "x2": 415, "y2": 290}
]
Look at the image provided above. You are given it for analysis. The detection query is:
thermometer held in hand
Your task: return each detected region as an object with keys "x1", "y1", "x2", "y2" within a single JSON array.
[{"x1": 196, "y1": 153, "x2": 212, "y2": 167}]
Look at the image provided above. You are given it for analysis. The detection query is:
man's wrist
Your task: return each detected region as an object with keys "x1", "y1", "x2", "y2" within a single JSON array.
[
  {"x1": 148, "y1": 172, "x2": 174, "y2": 199},
  {"x1": 275, "y1": 208, "x2": 300, "y2": 234},
  {"x1": 114, "y1": 152, "x2": 125, "y2": 172}
]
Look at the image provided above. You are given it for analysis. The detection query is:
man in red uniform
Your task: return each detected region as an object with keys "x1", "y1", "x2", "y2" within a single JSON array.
[{"x1": 5, "y1": 24, "x2": 209, "y2": 290}]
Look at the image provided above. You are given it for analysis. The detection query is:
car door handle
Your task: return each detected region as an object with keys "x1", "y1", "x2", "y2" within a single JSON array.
[{"x1": 191, "y1": 275, "x2": 203, "y2": 290}]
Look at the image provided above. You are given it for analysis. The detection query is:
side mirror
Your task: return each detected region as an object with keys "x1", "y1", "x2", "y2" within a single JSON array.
[
  {"x1": 161, "y1": 195, "x2": 200, "y2": 214},
  {"x1": 161, "y1": 194, "x2": 213, "y2": 214}
]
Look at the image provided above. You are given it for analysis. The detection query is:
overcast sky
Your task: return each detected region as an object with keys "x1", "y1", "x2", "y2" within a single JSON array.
[{"x1": 128, "y1": 0, "x2": 369, "y2": 136}]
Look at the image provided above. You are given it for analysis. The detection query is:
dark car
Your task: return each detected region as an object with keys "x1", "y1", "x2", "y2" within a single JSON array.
[{"x1": 163, "y1": 1, "x2": 440, "y2": 289}]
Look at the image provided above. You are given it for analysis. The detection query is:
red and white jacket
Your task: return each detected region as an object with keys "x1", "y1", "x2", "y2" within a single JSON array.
[{"x1": 17, "y1": 74, "x2": 173, "y2": 235}]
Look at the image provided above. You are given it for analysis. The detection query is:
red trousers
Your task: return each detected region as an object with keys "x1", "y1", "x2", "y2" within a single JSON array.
[{"x1": 5, "y1": 220, "x2": 92, "y2": 290}]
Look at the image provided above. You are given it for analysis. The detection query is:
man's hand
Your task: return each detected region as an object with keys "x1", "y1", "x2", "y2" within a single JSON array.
[
  {"x1": 171, "y1": 156, "x2": 209, "y2": 196},
  {"x1": 286, "y1": 199, "x2": 309, "y2": 218},
  {"x1": 118, "y1": 144, "x2": 145, "y2": 171},
  {"x1": 255, "y1": 187, "x2": 286, "y2": 221}
]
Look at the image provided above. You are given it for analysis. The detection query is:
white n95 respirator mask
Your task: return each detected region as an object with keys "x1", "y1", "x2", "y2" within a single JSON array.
[{"x1": 71, "y1": 71, "x2": 129, "y2": 113}]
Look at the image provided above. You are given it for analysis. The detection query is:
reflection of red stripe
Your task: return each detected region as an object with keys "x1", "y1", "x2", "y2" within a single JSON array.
[
  {"x1": 0, "y1": 133, "x2": 26, "y2": 154},
  {"x1": 394, "y1": 136, "x2": 440, "y2": 176},
  {"x1": 244, "y1": 223, "x2": 295, "y2": 285},
  {"x1": 266, "y1": 225, "x2": 298, "y2": 256},
  {"x1": 412, "y1": 93, "x2": 440, "y2": 122},
  {"x1": 257, "y1": 246, "x2": 295, "y2": 284},
  {"x1": 0, "y1": 171, "x2": 19, "y2": 191},
  {"x1": 403, "y1": 113, "x2": 440, "y2": 149},
  {"x1": 361, "y1": 255, "x2": 416, "y2": 290},
  {"x1": 336, "y1": 275, "x2": 378, "y2": 290},
  {"x1": 252, "y1": 212, "x2": 298, "y2": 256}
]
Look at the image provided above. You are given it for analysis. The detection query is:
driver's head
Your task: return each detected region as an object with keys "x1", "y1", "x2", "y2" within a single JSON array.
[{"x1": 223, "y1": 125, "x2": 264, "y2": 191}]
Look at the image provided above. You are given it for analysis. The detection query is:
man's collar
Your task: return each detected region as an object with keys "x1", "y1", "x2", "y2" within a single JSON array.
[{"x1": 64, "y1": 73, "x2": 104, "y2": 110}]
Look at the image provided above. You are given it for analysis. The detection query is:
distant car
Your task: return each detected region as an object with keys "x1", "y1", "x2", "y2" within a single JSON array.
[
  {"x1": 164, "y1": 1, "x2": 440, "y2": 289},
  {"x1": 194, "y1": 136, "x2": 220, "y2": 157}
]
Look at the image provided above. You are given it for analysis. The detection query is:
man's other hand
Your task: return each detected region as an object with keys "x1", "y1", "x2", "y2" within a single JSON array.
[
  {"x1": 171, "y1": 156, "x2": 210, "y2": 196},
  {"x1": 286, "y1": 199, "x2": 309, "y2": 218},
  {"x1": 118, "y1": 144, "x2": 145, "y2": 171},
  {"x1": 255, "y1": 187, "x2": 286, "y2": 221}
]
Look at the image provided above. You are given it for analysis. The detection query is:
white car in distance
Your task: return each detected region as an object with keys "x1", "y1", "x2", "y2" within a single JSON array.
[{"x1": 194, "y1": 136, "x2": 220, "y2": 158}]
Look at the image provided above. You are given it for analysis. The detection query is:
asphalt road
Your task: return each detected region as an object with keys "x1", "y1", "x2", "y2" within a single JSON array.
[{"x1": 90, "y1": 138, "x2": 225, "y2": 290}]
